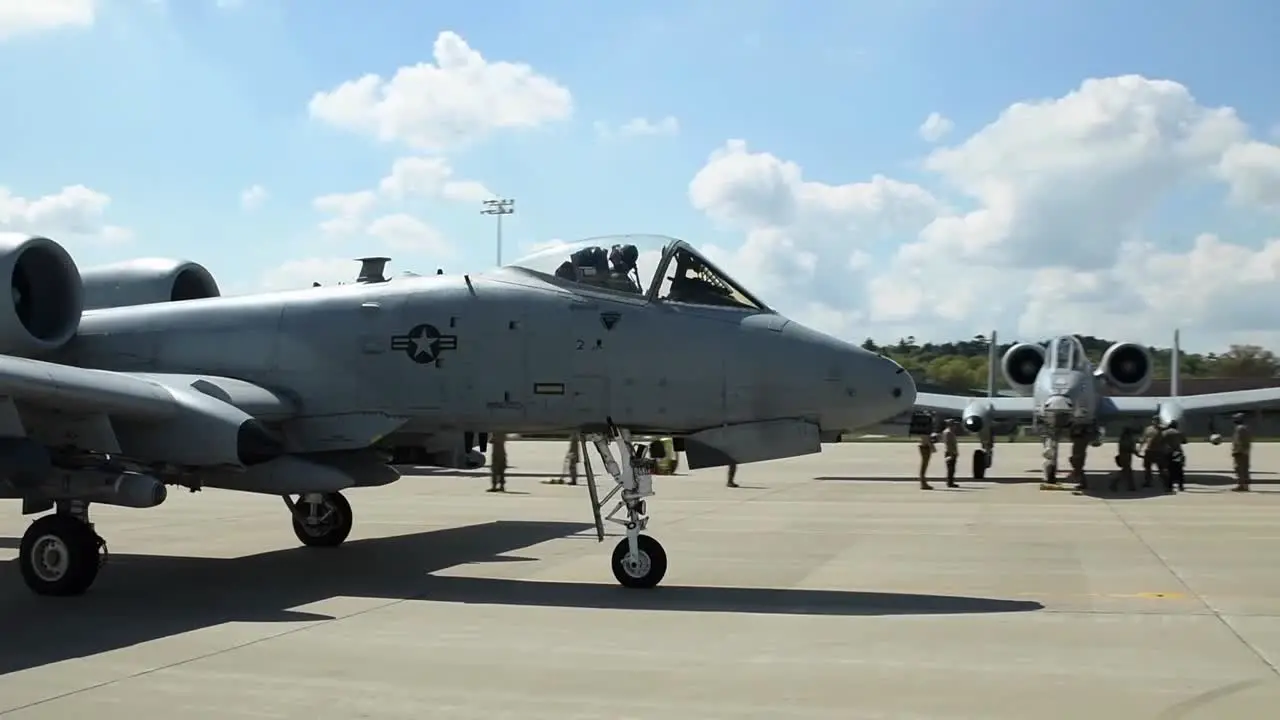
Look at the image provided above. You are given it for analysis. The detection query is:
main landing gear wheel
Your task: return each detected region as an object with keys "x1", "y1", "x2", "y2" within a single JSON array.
[
  {"x1": 19, "y1": 514, "x2": 103, "y2": 597},
  {"x1": 290, "y1": 491, "x2": 353, "y2": 548},
  {"x1": 611, "y1": 534, "x2": 667, "y2": 589},
  {"x1": 972, "y1": 449, "x2": 987, "y2": 480}
]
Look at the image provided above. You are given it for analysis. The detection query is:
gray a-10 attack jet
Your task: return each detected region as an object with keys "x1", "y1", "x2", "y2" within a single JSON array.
[
  {"x1": 914, "y1": 331, "x2": 1280, "y2": 482},
  {"x1": 0, "y1": 233, "x2": 915, "y2": 597}
]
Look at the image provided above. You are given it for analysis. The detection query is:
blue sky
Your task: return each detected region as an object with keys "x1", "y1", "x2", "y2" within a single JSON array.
[{"x1": 1, "y1": 0, "x2": 1277, "y2": 348}]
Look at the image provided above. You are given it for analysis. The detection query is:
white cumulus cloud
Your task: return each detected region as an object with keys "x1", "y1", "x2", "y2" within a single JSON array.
[
  {"x1": 0, "y1": 0, "x2": 95, "y2": 41},
  {"x1": 240, "y1": 184, "x2": 268, "y2": 211},
  {"x1": 918, "y1": 112, "x2": 953, "y2": 143},
  {"x1": 688, "y1": 74, "x2": 1280, "y2": 349},
  {"x1": 596, "y1": 116, "x2": 680, "y2": 139},
  {"x1": 366, "y1": 213, "x2": 450, "y2": 253},
  {"x1": 0, "y1": 184, "x2": 131, "y2": 246},
  {"x1": 308, "y1": 30, "x2": 573, "y2": 152},
  {"x1": 377, "y1": 156, "x2": 494, "y2": 203}
]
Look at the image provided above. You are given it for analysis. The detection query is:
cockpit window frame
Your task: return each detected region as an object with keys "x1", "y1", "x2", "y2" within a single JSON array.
[
  {"x1": 1049, "y1": 335, "x2": 1086, "y2": 371},
  {"x1": 504, "y1": 236, "x2": 774, "y2": 313},
  {"x1": 645, "y1": 240, "x2": 774, "y2": 313}
]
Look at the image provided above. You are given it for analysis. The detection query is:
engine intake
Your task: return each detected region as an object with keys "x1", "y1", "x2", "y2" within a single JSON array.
[
  {"x1": 0, "y1": 234, "x2": 83, "y2": 356},
  {"x1": 1099, "y1": 342, "x2": 1153, "y2": 395},
  {"x1": 1001, "y1": 342, "x2": 1045, "y2": 393},
  {"x1": 80, "y1": 258, "x2": 220, "y2": 310}
]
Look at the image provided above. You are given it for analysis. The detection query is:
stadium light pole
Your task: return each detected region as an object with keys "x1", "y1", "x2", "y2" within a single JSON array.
[{"x1": 481, "y1": 198, "x2": 515, "y2": 266}]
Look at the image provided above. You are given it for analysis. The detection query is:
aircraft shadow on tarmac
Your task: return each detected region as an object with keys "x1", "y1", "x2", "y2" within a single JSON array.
[{"x1": 0, "y1": 520, "x2": 1042, "y2": 676}]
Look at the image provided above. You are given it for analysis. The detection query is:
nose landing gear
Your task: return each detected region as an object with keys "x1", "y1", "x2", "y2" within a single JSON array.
[{"x1": 580, "y1": 418, "x2": 667, "y2": 589}]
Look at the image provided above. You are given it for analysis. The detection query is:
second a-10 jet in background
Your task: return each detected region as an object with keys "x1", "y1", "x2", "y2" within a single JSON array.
[
  {"x1": 915, "y1": 331, "x2": 1280, "y2": 483},
  {"x1": 0, "y1": 232, "x2": 915, "y2": 598}
]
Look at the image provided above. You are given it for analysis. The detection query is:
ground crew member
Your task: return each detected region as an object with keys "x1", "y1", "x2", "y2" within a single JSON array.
[
  {"x1": 488, "y1": 432, "x2": 508, "y2": 492},
  {"x1": 1110, "y1": 427, "x2": 1137, "y2": 492},
  {"x1": 941, "y1": 418, "x2": 959, "y2": 488},
  {"x1": 1139, "y1": 416, "x2": 1162, "y2": 488},
  {"x1": 1068, "y1": 426, "x2": 1091, "y2": 490},
  {"x1": 1231, "y1": 412, "x2": 1252, "y2": 492},
  {"x1": 1161, "y1": 420, "x2": 1186, "y2": 492},
  {"x1": 726, "y1": 461, "x2": 739, "y2": 488},
  {"x1": 918, "y1": 429, "x2": 935, "y2": 491},
  {"x1": 549, "y1": 433, "x2": 580, "y2": 485}
]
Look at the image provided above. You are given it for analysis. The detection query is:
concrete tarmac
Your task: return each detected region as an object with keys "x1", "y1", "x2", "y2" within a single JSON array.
[{"x1": 2, "y1": 440, "x2": 1279, "y2": 719}]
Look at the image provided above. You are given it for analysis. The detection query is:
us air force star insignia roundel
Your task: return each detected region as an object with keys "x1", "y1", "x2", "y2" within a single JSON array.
[{"x1": 390, "y1": 324, "x2": 458, "y2": 365}]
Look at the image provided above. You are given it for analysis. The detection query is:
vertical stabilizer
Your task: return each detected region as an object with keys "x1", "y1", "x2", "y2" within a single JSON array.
[
  {"x1": 986, "y1": 330, "x2": 998, "y2": 398},
  {"x1": 1171, "y1": 329, "x2": 1181, "y2": 397}
]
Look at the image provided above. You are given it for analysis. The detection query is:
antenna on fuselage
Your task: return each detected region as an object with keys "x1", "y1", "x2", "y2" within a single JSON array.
[{"x1": 355, "y1": 257, "x2": 391, "y2": 284}]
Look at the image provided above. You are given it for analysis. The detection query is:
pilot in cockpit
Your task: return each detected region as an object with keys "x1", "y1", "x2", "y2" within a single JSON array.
[{"x1": 553, "y1": 243, "x2": 642, "y2": 294}]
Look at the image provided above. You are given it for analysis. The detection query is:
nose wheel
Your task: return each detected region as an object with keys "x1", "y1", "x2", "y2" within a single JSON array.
[
  {"x1": 611, "y1": 534, "x2": 667, "y2": 588},
  {"x1": 581, "y1": 418, "x2": 667, "y2": 589}
]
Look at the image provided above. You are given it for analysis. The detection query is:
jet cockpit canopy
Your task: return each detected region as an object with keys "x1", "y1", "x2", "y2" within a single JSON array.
[
  {"x1": 1048, "y1": 335, "x2": 1088, "y2": 371},
  {"x1": 506, "y1": 234, "x2": 771, "y2": 312}
]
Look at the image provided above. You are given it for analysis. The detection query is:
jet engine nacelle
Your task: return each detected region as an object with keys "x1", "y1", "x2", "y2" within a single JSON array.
[
  {"x1": 962, "y1": 400, "x2": 993, "y2": 433},
  {"x1": 111, "y1": 385, "x2": 283, "y2": 469},
  {"x1": 1001, "y1": 342, "x2": 1046, "y2": 394},
  {"x1": 1099, "y1": 342, "x2": 1153, "y2": 395},
  {"x1": 0, "y1": 234, "x2": 83, "y2": 357},
  {"x1": 79, "y1": 258, "x2": 220, "y2": 310}
]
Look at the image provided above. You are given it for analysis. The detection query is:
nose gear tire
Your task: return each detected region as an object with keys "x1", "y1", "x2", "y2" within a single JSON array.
[{"x1": 611, "y1": 534, "x2": 667, "y2": 589}]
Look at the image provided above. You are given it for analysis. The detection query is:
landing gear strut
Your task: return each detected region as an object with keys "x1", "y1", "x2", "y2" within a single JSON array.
[
  {"x1": 18, "y1": 501, "x2": 107, "y2": 596},
  {"x1": 285, "y1": 491, "x2": 353, "y2": 547},
  {"x1": 580, "y1": 418, "x2": 667, "y2": 589}
]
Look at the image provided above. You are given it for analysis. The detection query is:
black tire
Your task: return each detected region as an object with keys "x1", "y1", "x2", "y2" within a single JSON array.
[
  {"x1": 972, "y1": 449, "x2": 987, "y2": 480},
  {"x1": 292, "y1": 492, "x2": 354, "y2": 548},
  {"x1": 19, "y1": 514, "x2": 102, "y2": 597},
  {"x1": 610, "y1": 534, "x2": 667, "y2": 589}
]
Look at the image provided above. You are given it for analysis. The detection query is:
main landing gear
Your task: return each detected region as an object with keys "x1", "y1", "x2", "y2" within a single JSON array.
[
  {"x1": 580, "y1": 418, "x2": 667, "y2": 589},
  {"x1": 18, "y1": 501, "x2": 108, "y2": 596},
  {"x1": 284, "y1": 491, "x2": 354, "y2": 548},
  {"x1": 972, "y1": 443, "x2": 994, "y2": 480}
]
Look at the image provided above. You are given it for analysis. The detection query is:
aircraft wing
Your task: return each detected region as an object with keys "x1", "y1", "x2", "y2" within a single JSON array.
[
  {"x1": 1103, "y1": 389, "x2": 1280, "y2": 418},
  {"x1": 915, "y1": 392, "x2": 1035, "y2": 417},
  {"x1": 0, "y1": 353, "x2": 295, "y2": 464},
  {"x1": 0, "y1": 354, "x2": 293, "y2": 420}
]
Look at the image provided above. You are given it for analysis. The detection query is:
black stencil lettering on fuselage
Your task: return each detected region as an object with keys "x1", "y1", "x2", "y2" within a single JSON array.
[{"x1": 390, "y1": 323, "x2": 458, "y2": 365}]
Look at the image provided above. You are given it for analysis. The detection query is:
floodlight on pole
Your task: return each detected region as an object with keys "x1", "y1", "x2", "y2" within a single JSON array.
[{"x1": 481, "y1": 198, "x2": 515, "y2": 266}]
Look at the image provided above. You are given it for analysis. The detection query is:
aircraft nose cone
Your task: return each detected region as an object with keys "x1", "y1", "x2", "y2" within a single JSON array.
[
  {"x1": 1043, "y1": 395, "x2": 1073, "y2": 425},
  {"x1": 1044, "y1": 395, "x2": 1072, "y2": 413},
  {"x1": 779, "y1": 322, "x2": 917, "y2": 433}
]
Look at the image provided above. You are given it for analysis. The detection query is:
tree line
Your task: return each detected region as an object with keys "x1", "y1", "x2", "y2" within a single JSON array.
[{"x1": 860, "y1": 335, "x2": 1280, "y2": 392}]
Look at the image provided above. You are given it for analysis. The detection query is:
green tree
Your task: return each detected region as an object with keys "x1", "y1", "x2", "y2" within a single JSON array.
[{"x1": 1215, "y1": 345, "x2": 1280, "y2": 378}]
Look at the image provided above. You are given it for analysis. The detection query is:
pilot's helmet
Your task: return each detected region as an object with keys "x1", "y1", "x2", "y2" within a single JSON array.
[
  {"x1": 609, "y1": 244, "x2": 638, "y2": 272},
  {"x1": 620, "y1": 244, "x2": 639, "y2": 265},
  {"x1": 1233, "y1": 412, "x2": 1246, "y2": 422}
]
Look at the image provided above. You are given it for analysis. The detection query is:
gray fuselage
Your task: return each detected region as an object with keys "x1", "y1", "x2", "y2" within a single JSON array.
[{"x1": 55, "y1": 268, "x2": 914, "y2": 452}]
